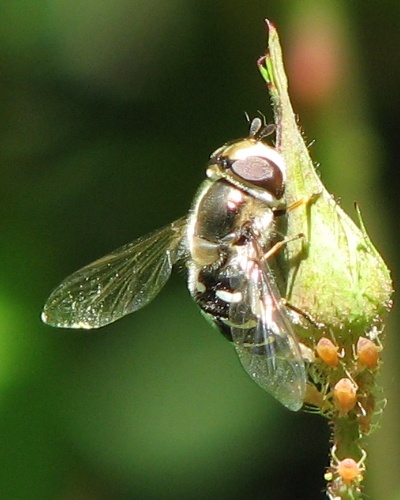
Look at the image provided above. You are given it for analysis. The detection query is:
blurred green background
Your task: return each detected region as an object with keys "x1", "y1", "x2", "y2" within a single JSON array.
[{"x1": 1, "y1": 1, "x2": 399, "y2": 499}]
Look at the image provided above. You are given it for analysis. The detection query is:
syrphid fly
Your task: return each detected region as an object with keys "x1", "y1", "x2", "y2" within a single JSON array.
[{"x1": 42, "y1": 117, "x2": 307, "y2": 411}]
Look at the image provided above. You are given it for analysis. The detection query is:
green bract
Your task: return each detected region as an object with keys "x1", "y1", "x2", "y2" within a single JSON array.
[{"x1": 258, "y1": 21, "x2": 392, "y2": 333}]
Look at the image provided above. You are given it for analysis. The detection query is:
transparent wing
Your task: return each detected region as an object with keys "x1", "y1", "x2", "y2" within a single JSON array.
[
  {"x1": 42, "y1": 217, "x2": 187, "y2": 329},
  {"x1": 230, "y1": 243, "x2": 306, "y2": 411}
]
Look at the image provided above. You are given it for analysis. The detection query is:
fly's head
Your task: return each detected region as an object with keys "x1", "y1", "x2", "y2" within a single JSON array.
[{"x1": 206, "y1": 118, "x2": 286, "y2": 208}]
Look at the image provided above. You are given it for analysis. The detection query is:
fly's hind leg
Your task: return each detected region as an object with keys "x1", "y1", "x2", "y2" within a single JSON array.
[{"x1": 282, "y1": 299, "x2": 323, "y2": 329}]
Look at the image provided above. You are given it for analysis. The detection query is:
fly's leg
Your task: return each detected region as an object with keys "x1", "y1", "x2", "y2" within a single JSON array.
[
  {"x1": 265, "y1": 197, "x2": 324, "y2": 329},
  {"x1": 274, "y1": 191, "x2": 321, "y2": 217},
  {"x1": 286, "y1": 191, "x2": 321, "y2": 213},
  {"x1": 265, "y1": 237, "x2": 323, "y2": 329},
  {"x1": 282, "y1": 299, "x2": 323, "y2": 329},
  {"x1": 262, "y1": 233, "x2": 305, "y2": 261}
]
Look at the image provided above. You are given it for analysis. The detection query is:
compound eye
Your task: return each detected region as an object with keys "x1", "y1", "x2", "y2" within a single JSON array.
[{"x1": 230, "y1": 156, "x2": 284, "y2": 199}]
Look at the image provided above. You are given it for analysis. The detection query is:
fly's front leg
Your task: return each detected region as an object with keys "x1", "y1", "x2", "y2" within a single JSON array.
[
  {"x1": 264, "y1": 191, "x2": 322, "y2": 262},
  {"x1": 273, "y1": 191, "x2": 321, "y2": 261},
  {"x1": 287, "y1": 191, "x2": 321, "y2": 213},
  {"x1": 274, "y1": 191, "x2": 321, "y2": 217}
]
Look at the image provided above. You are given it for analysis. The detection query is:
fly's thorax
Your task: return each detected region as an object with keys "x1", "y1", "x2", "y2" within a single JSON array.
[{"x1": 186, "y1": 179, "x2": 275, "y2": 268}]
